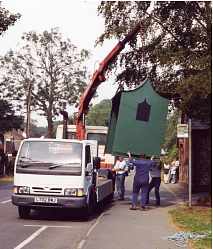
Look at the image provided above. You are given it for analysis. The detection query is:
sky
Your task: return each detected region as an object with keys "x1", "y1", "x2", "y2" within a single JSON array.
[{"x1": 1, "y1": 0, "x2": 118, "y2": 126}]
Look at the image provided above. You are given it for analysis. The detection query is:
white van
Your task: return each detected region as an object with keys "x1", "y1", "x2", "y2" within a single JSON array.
[{"x1": 12, "y1": 138, "x2": 114, "y2": 218}]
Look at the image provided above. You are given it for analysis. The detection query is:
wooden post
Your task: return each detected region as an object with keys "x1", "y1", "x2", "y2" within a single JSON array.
[
  {"x1": 188, "y1": 118, "x2": 192, "y2": 207},
  {"x1": 26, "y1": 83, "x2": 32, "y2": 138}
]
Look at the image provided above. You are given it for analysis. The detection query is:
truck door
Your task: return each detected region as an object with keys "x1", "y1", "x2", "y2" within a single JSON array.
[{"x1": 85, "y1": 145, "x2": 93, "y2": 190}]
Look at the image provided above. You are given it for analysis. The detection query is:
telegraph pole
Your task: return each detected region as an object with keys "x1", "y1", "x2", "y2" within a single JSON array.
[
  {"x1": 188, "y1": 118, "x2": 192, "y2": 207},
  {"x1": 26, "y1": 82, "x2": 32, "y2": 138}
]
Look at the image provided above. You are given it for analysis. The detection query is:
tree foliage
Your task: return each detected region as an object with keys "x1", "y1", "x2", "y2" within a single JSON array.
[
  {"x1": 0, "y1": 28, "x2": 89, "y2": 137},
  {"x1": 29, "y1": 119, "x2": 47, "y2": 138},
  {"x1": 0, "y1": 99, "x2": 23, "y2": 133},
  {"x1": 163, "y1": 110, "x2": 179, "y2": 150},
  {"x1": 97, "y1": 1, "x2": 212, "y2": 121},
  {"x1": 0, "y1": 2, "x2": 20, "y2": 36},
  {"x1": 0, "y1": 3, "x2": 21, "y2": 135},
  {"x1": 86, "y1": 99, "x2": 111, "y2": 126}
]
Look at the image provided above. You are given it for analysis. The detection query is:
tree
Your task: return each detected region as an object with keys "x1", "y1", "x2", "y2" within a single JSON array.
[
  {"x1": 97, "y1": 2, "x2": 211, "y2": 122},
  {"x1": 163, "y1": 111, "x2": 179, "y2": 150},
  {"x1": 0, "y1": 99, "x2": 23, "y2": 134},
  {"x1": 29, "y1": 119, "x2": 47, "y2": 138},
  {"x1": 162, "y1": 110, "x2": 179, "y2": 161},
  {"x1": 0, "y1": 28, "x2": 89, "y2": 137},
  {"x1": 0, "y1": 2, "x2": 20, "y2": 36},
  {"x1": 0, "y1": 3, "x2": 21, "y2": 141},
  {"x1": 86, "y1": 99, "x2": 111, "y2": 126}
]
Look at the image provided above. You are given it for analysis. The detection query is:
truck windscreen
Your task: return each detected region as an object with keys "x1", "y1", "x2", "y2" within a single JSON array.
[{"x1": 16, "y1": 141, "x2": 82, "y2": 176}]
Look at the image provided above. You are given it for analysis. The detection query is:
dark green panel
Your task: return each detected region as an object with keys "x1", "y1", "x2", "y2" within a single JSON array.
[
  {"x1": 106, "y1": 79, "x2": 168, "y2": 156},
  {"x1": 105, "y1": 92, "x2": 121, "y2": 154}
]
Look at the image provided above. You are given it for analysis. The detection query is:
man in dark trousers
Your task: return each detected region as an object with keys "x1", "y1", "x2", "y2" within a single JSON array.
[
  {"x1": 112, "y1": 156, "x2": 129, "y2": 200},
  {"x1": 0, "y1": 146, "x2": 6, "y2": 176},
  {"x1": 146, "y1": 155, "x2": 162, "y2": 206},
  {"x1": 128, "y1": 152, "x2": 154, "y2": 210}
]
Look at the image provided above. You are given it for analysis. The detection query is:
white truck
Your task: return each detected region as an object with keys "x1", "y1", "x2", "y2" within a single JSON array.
[{"x1": 12, "y1": 138, "x2": 114, "y2": 218}]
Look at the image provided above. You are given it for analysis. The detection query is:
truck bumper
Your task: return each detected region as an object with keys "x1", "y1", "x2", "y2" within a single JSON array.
[{"x1": 12, "y1": 194, "x2": 87, "y2": 209}]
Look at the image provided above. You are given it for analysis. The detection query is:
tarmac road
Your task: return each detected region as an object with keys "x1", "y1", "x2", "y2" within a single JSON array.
[
  {"x1": 0, "y1": 176, "x2": 187, "y2": 249},
  {"x1": 0, "y1": 183, "x2": 113, "y2": 249}
]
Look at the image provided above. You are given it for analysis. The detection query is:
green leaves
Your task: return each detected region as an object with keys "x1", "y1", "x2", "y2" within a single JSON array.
[
  {"x1": 86, "y1": 99, "x2": 111, "y2": 126},
  {"x1": 0, "y1": 28, "x2": 89, "y2": 137},
  {"x1": 97, "y1": 1, "x2": 212, "y2": 121},
  {"x1": 0, "y1": 3, "x2": 20, "y2": 36},
  {"x1": 163, "y1": 110, "x2": 179, "y2": 150},
  {"x1": 0, "y1": 100, "x2": 23, "y2": 133}
]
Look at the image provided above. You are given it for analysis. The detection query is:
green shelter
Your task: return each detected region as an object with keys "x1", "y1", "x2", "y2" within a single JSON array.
[{"x1": 106, "y1": 79, "x2": 168, "y2": 156}]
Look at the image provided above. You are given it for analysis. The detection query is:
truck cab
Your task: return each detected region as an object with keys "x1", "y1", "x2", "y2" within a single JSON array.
[{"x1": 12, "y1": 138, "x2": 114, "y2": 218}]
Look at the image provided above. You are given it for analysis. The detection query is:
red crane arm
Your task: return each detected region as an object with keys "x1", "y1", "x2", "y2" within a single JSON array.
[{"x1": 76, "y1": 23, "x2": 141, "y2": 139}]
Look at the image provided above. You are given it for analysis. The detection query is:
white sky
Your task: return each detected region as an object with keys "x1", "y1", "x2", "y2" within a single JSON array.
[{"x1": 0, "y1": 0, "x2": 118, "y2": 126}]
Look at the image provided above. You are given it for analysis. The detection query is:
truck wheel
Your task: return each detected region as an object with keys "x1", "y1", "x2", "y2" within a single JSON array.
[
  {"x1": 103, "y1": 192, "x2": 114, "y2": 205},
  {"x1": 84, "y1": 192, "x2": 97, "y2": 219},
  {"x1": 108, "y1": 192, "x2": 114, "y2": 202},
  {"x1": 83, "y1": 203, "x2": 92, "y2": 220},
  {"x1": 91, "y1": 191, "x2": 97, "y2": 210},
  {"x1": 18, "y1": 206, "x2": 30, "y2": 219}
]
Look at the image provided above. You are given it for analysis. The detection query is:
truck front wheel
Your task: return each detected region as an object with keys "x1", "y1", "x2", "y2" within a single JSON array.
[
  {"x1": 107, "y1": 192, "x2": 114, "y2": 202},
  {"x1": 84, "y1": 192, "x2": 97, "y2": 219},
  {"x1": 18, "y1": 206, "x2": 31, "y2": 219}
]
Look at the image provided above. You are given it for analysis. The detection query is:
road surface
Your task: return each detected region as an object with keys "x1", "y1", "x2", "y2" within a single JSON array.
[{"x1": 0, "y1": 176, "x2": 187, "y2": 249}]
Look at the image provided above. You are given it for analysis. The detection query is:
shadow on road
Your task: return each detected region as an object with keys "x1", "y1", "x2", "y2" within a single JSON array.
[
  {"x1": 25, "y1": 200, "x2": 115, "y2": 222},
  {"x1": 116, "y1": 189, "x2": 179, "y2": 209}
]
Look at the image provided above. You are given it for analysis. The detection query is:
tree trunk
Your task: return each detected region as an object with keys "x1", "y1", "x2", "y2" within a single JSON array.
[
  {"x1": 47, "y1": 79, "x2": 54, "y2": 138},
  {"x1": 47, "y1": 100, "x2": 53, "y2": 138},
  {"x1": 47, "y1": 114, "x2": 53, "y2": 138}
]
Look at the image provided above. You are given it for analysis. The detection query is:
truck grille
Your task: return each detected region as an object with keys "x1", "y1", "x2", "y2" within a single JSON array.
[{"x1": 31, "y1": 187, "x2": 63, "y2": 195}]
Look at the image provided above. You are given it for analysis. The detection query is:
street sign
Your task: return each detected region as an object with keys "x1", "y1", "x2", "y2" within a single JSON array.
[{"x1": 177, "y1": 124, "x2": 189, "y2": 138}]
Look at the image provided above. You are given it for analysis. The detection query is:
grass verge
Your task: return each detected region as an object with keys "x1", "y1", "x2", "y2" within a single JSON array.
[
  {"x1": 0, "y1": 176, "x2": 13, "y2": 185},
  {"x1": 169, "y1": 206, "x2": 212, "y2": 249}
]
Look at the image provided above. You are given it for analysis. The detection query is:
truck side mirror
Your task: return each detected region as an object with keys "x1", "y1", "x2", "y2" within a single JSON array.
[
  {"x1": 93, "y1": 157, "x2": 100, "y2": 169},
  {"x1": 86, "y1": 163, "x2": 93, "y2": 172}
]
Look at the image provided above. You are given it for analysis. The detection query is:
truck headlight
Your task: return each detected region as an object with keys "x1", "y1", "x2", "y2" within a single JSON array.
[
  {"x1": 64, "y1": 188, "x2": 85, "y2": 197},
  {"x1": 64, "y1": 188, "x2": 77, "y2": 196},
  {"x1": 13, "y1": 186, "x2": 18, "y2": 194},
  {"x1": 14, "y1": 186, "x2": 30, "y2": 194},
  {"x1": 76, "y1": 188, "x2": 85, "y2": 197}
]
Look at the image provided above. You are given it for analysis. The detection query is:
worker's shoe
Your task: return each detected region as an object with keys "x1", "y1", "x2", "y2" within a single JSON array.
[
  {"x1": 118, "y1": 197, "x2": 124, "y2": 201},
  {"x1": 129, "y1": 205, "x2": 137, "y2": 210},
  {"x1": 140, "y1": 206, "x2": 147, "y2": 211}
]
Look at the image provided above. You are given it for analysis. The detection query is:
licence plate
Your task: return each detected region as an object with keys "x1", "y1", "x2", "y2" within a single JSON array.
[{"x1": 34, "y1": 196, "x2": 58, "y2": 204}]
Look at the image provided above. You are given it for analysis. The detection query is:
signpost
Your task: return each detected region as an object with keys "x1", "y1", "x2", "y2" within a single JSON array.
[
  {"x1": 177, "y1": 122, "x2": 192, "y2": 207},
  {"x1": 177, "y1": 124, "x2": 189, "y2": 138}
]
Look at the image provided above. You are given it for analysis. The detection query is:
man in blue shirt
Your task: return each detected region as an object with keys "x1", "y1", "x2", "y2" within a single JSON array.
[{"x1": 128, "y1": 152, "x2": 154, "y2": 210}]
